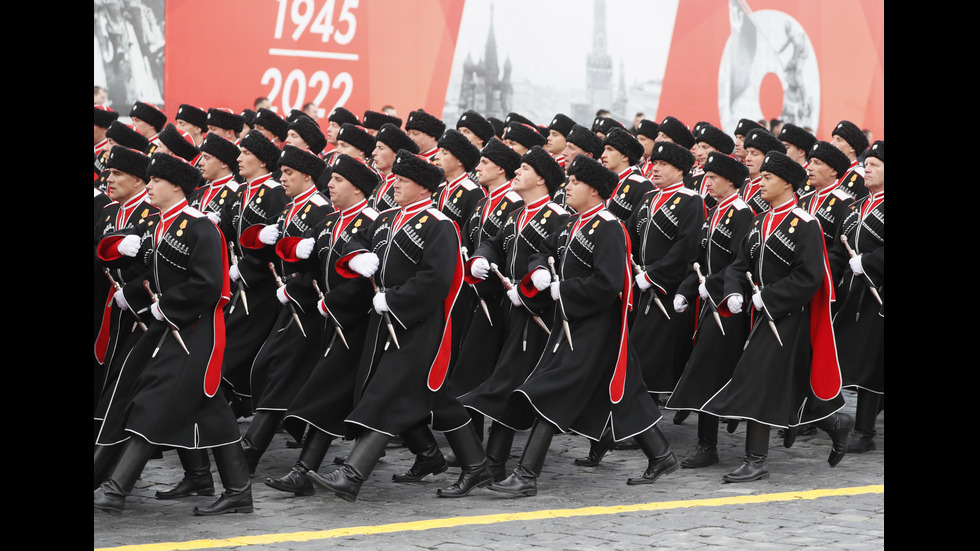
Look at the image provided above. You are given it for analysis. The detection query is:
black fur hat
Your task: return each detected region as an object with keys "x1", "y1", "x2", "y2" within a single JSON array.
[
  {"x1": 337, "y1": 123, "x2": 377, "y2": 157},
  {"x1": 548, "y1": 113, "x2": 576, "y2": 138},
  {"x1": 744, "y1": 128, "x2": 786, "y2": 155},
  {"x1": 831, "y1": 120, "x2": 869, "y2": 155},
  {"x1": 254, "y1": 108, "x2": 289, "y2": 141},
  {"x1": 376, "y1": 123, "x2": 419, "y2": 155},
  {"x1": 504, "y1": 122, "x2": 546, "y2": 150},
  {"x1": 488, "y1": 117, "x2": 505, "y2": 138},
  {"x1": 405, "y1": 109, "x2": 446, "y2": 139},
  {"x1": 567, "y1": 154, "x2": 618, "y2": 200},
  {"x1": 332, "y1": 154, "x2": 382, "y2": 197},
  {"x1": 480, "y1": 137, "x2": 521, "y2": 180},
  {"x1": 437, "y1": 128, "x2": 481, "y2": 173},
  {"x1": 239, "y1": 129, "x2": 282, "y2": 170},
  {"x1": 649, "y1": 140, "x2": 696, "y2": 173},
  {"x1": 658, "y1": 116, "x2": 695, "y2": 149},
  {"x1": 865, "y1": 140, "x2": 884, "y2": 163},
  {"x1": 106, "y1": 145, "x2": 150, "y2": 181},
  {"x1": 199, "y1": 133, "x2": 241, "y2": 171},
  {"x1": 175, "y1": 104, "x2": 208, "y2": 132},
  {"x1": 695, "y1": 125, "x2": 734, "y2": 155},
  {"x1": 289, "y1": 116, "x2": 327, "y2": 154},
  {"x1": 391, "y1": 149, "x2": 445, "y2": 192},
  {"x1": 456, "y1": 110, "x2": 495, "y2": 144},
  {"x1": 521, "y1": 145, "x2": 565, "y2": 195},
  {"x1": 635, "y1": 119, "x2": 660, "y2": 141},
  {"x1": 278, "y1": 144, "x2": 326, "y2": 181},
  {"x1": 777, "y1": 123, "x2": 816, "y2": 152},
  {"x1": 286, "y1": 109, "x2": 311, "y2": 124},
  {"x1": 95, "y1": 105, "x2": 119, "y2": 128},
  {"x1": 592, "y1": 116, "x2": 625, "y2": 136},
  {"x1": 207, "y1": 108, "x2": 245, "y2": 133},
  {"x1": 760, "y1": 151, "x2": 808, "y2": 191},
  {"x1": 505, "y1": 112, "x2": 534, "y2": 128},
  {"x1": 156, "y1": 124, "x2": 201, "y2": 163},
  {"x1": 240, "y1": 108, "x2": 257, "y2": 129},
  {"x1": 807, "y1": 141, "x2": 852, "y2": 179},
  {"x1": 130, "y1": 101, "x2": 167, "y2": 132},
  {"x1": 703, "y1": 152, "x2": 748, "y2": 189},
  {"x1": 147, "y1": 152, "x2": 201, "y2": 196},
  {"x1": 363, "y1": 110, "x2": 403, "y2": 131},
  {"x1": 603, "y1": 127, "x2": 644, "y2": 166},
  {"x1": 566, "y1": 124, "x2": 604, "y2": 158},
  {"x1": 734, "y1": 118, "x2": 764, "y2": 137},
  {"x1": 106, "y1": 120, "x2": 150, "y2": 153},
  {"x1": 328, "y1": 106, "x2": 359, "y2": 126}
]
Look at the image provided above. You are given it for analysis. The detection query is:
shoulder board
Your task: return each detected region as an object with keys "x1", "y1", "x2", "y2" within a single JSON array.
[
  {"x1": 791, "y1": 207, "x2": 815, "y2": 222},
  {"x1": 626, "y1": 173, "x2": 649, "y2": 184},
  {"x1": 103, "y1": 201, "x2": 120, "y2": 211},
  {"x1": 459, "y1": 179, "x2": 480, "y2": 192},
  {"x1": 675, "y1": 187, "x2": 697, "y2": 196},
  {"x1": 309, "y1": 194, "x2": 330, "y2": 207},
  {"x1": 184, "y1": 207, "x2": 206, "y2": 218},
  {"x1": 597, "y1": 210, "x2": 617, "y2": 222},
  {"x1": 361, "y1": 206, "x2": 379, "y2": 221},
  {"x1": 425, "y1": 207, "x2": 451, "y2": 222},
  {"x1": 262, "y1": 180, "x2": 283, "y2": 189},
  {"x1": 504, "y1": 190, "x2": 523, "y2": 203},
  {"x1": 547, "y1": 203, "x2": 569, "y2": 216},
  {"x1": 830, "y1": 188, "x2": 852, "y2": 201},
  {"x1": 94, "y1": 187, "x2": 104, "y2": 198},
  {"x1": 732, "y1": 198, "x2": 750, "y2": 211},
  {"x1": 379, "y1": 206, "x2": 400, "y2": 217},
  {"x1": 224, "y1": 181, "x2": 240, "y2": 193}
]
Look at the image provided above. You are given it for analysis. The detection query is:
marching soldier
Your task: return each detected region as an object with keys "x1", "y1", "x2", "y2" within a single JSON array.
[
  {"x1": 189, "y1": 133, "x2": 240, "y2": 219},
  {"x1": 368, "y1": 123, "x2": 419, "y2": 212},
  {"x1": 829, "y1": 120, "x2": 870, "y2": 201},
  {"x1": 799, "y1": 141, "x2": 855, "y2": 283},
  {"x1": 554, "y1": 124, "x2": 604, "y2": 210},
  {"x1": 96, "y1": 121, "x2": 150, "y2": 193},
  {"x1": 740, "y1": 128, "x2": 786, "y2": 215},
  {"x1": 544, "y1": 113, "x2": 576, "y2": 169},
  {"x1": 322, "y1": 106, "x2": 360, "y2": 164},
  {"x1": 362, "y1": 109, "x2": 403, "y2": 137},
  {"x1": 405, "y1": 108, "x2": 445, "y2": 162},
  {"x1": 689, "y1": 125, "x2": 735, "y2": 210},
  {"x1": 600, "y1": 127, "x2": 654, "y2": 223},
  {"x1": 174, "y1": 103, "x2": 209, "y2": 146}
]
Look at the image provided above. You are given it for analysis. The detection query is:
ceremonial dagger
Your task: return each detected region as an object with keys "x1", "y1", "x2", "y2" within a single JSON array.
[
  {"x1": 839, "y1": 234, "x2": 884, "y2": 315},
  {"x1": 693, "y1": 262, "x2": 725, "y2": 335},
  {"x1": 630, "y1": 254, "x2": 670, "y2": 319},
  {"x1": 227, "y1": 242, "x2": 249, "y2": 315},
  {"x1": 269, "y1": 262, "x2": 306, "y2": 338},
  {"x1": 745, "y1": 271, "x2": 782, "y2": 347},
  {"x1": 461, "y1": 246, "x2": 493, "y2": 326},
  {"x1": 547, "y1": 256, "x2": 574, "y2": 351},
  {"x1": 103, "y1": 268, "x2": 147, "y2": 332},
  {"x1": 312, "y1": 278, "x2": 349, "y2": 352},
  {"x1": 489, "y1": 262, "x2": 551, "y2": 335},
  {"x1": 369, "y1": 274, "x2": 400, "y2": 350},
  {"x1": 142, "y1": 280, "x2": 190, "y2": 356}
]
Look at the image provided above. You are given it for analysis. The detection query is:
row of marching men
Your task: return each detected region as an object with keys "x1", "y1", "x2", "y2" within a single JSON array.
[{"x1": 93, "y1": 102, "x2": 883, "y2": 514}]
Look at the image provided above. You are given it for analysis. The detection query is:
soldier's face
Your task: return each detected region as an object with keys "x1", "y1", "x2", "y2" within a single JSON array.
[
  {"x1": 504, "y1": 139, "x2": 528, "y2": 156},
  {"x1": 198, "y1": 152, "x2": 228, "y2": 181},
  {"x1": 805, "y1": 157, "x2": 838, "y2": 190},
  {"x1": 337, "y1": 140, "x2": 365, "y2": 160},
  {"x1": 734, "y1": 134, "x2": 747, "y2": 159},
  {"x1": 237, "y1": 148, "x2": 265, "y2": 180},
  {"x1": 600, "y1": 145, "x2": 629, "y2": 172},
  {"x1": 563, "y1": 175, "x2": 596, "y2": 213},
  {"x1": 176, "y1": 119, "x2": 200, "y2": 138},
  {"x1": 145, "y1": 176, "x2": 182, "y2": 209},
  {"x1": 655, "y1": 131, "x2": 674, "y2": 144},
  {"x1": 408, "y1": 129, "x2": 436, "y2": 151},
  {"x1": 637, "y1": 134, "x2": 655, "y2": 158},
  {"x1": 285, "y1": 129, "x2": 309, "y2": 151},
  {"x1": 563, "y1": 143, "x2": 588, "y2": 164},
  {"x1": 131, "y1": 117, "x2": 156, "y2": 138},
  {"x1": 512, "y1": 163, "x2": 542, "y2": 194},
  {"x1": 864, "y1": 157, "x2": 884, "y2": 192},
  {"x1": 784, "y1": 142, "x2": 807, "y2": 165},
  {"x1": 329, "y1": 173, "x2": 363, "y2": 210},
  {"x1": 106, "y1": 169, "x2": 144, "y2": 203},
  {"x1": 327, "y1": 121, "x2": 342, "y2": 144},
  {"x1": 545, "y1": 130, "x2": 566, "y2": 156},
  {"x1": 830, "y1": 134, "x2": 854, "y2": 159},
  {"x1": 650, "y1": 160, "x2": 683, "y2": 189},
  {"x1": 254, "y1": 124, "x2": 278, "y2": 144},
  {"x1": 459, "y1": 126, "x2": 483, "y2": 148},
  {"x1": 744, "y1": 148, "x2": 765, "y2": 178},
  {"x1": 372, "y1": 142, "x2": 396, "y2": 172},
  {"x1": 280, "y1": 166, "x2": 313, "y2": 198},
  {"x1": 695, "y1": 142, "x2": 718, "y2": 166},
  {"x1": 393, "y1": 175, "x2": 429, "y2": 207},
  {"x1": 477, "y1": 157, "x2": 504, "y2": 186},
  {"x1": 759, "y1": 172, "x2": 791, "y2": 203},
  {"x1": 704, "y1": 172, "x2": 735, "y2": 200}
]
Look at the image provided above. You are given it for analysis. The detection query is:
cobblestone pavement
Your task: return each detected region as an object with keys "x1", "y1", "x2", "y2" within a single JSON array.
[{"x1": 95, "y1": 389, "x2": 884, "y2": 550}]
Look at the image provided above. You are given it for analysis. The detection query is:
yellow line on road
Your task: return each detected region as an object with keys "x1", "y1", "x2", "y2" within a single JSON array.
[{"x1": 96, "y1": 484, "x2": 883, "y2": 551}]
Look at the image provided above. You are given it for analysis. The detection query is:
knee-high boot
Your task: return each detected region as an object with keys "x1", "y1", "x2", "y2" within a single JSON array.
[
  {"x1": 627, "y1": 425, "x2": 678, "y2": 484},
  {"x1": 682, "y1": 413, "x2": 720, "y2": 468},
  {"x1": 193, "y1": 442, "x2": 253, "y2": 515},
  {"x1": 94, "y1": 443, "x2": 123, "y2": 490},
  {"x1": 723, "y1": 421, "x2": 770, "y2": 483},
  {"x1": 484, "y1": 421, "x2": 515, "y2": 481},
  {"x1": 156, "y1": 448, "x2": 214, "y2": 499},
  {"x1": 815, "y1": 411, "x2": 855, "y2": 467},
  {"x1": 392, "y1": 421, "x2": 448, "y2": 482},
  {"x1": 265, "y1": 428, "x2": 334, "y2": 496},
  {"x1": 241, "y1": 410, "x2": 285, "y2": 475},
  {"x1": 573, "y1": 426, "x2": 615, "y2": 467},
  {"x1": 437, "y1": 422, "x2": 492, "y2": 497},
  {"x1": 487, "y1": 418, "x2": 555, "y2": 497},
  {"x1": 847, "y1": 389, "x2": 880, "y2": 453},
  {"x1": 306, "y1": 429, "x2": 389, "y2": 502},
  {"x1": 94, "y1": 437, "x2": 157, "y2": 514}
]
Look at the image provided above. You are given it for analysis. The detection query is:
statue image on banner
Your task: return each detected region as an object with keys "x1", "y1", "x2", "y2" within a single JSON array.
[{"x1": 94, "y1": 0, "x2": 165, "y2": 111}]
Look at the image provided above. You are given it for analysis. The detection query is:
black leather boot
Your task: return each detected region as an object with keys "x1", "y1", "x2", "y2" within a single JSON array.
[
  {"x1": 488, "y1": 419, "x2": 554, "y2": 497},
  {"x1": 306, "y1": 429, "x2": 389, "y2": 502},
  {"x1": 724, "y1": 421, "x2": 770, "y2": 483},
  {"x1": 95, "y1": 437, "x2": 157, "y2": 514},
  {"x1": 156, "y1": 448, "x2": 214, "y2": 499},
  {"x1": 681, "y1": 414, "x2": 719, "y2": 469},
  {"x1": 193, "y1": 442, "x2": 253, "y2": 515},
  {"x1": 437, "y1": 423, "x2": 493, "y2": 497},
  {"x1": 816, "y1": 412, "x2": 854, "y2": 467},
  {"x1": 847, "y1": 390, "x2": 879, "y2": 453},
  {"x1": 265, "y1": 428, "x2": 334, "y2": 496},
  {"x1": 673, "y1": 410, "x2": 691, "y2": 425},
  {"x1": 392, "y1": 421, "x2": 448, "y2": 482},
  {"x1": 627, "y1": 426, "x2": 678, "y2": 484},
  {"x1": 94, "y1": 443, "x2": 122, "y2": 490},
  {"x1": 726, "y1": 418, "x2": 740, "y2": 433},
  {"x1": 574, "y1": 427, "x2": 614, "y2": 467},
  {"x1": 484, "y1": 421, "x2": 515, "y2": 482},
  {"x1": 241, "y1": 410, "x2": 284, "y2": 475}
]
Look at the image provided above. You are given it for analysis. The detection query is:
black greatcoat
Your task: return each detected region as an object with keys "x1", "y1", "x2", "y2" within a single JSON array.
[
  {"x1": 96, "y1": 202, "x2": 241, "y2": 448},
  {"x1": 500, "y1": 206, "x2": 663, "y2": 442},
  {"x1": 337, "y1": 205, "x2": 464, "y2": 437}
]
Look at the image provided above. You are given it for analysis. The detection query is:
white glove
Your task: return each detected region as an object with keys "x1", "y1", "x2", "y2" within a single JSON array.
[
  {"x1": 849, "y1": 255, "x2": 864, "y2": 276},
  {"x1": 117, "y1": 234, "x2": 141, "y2": 257},
  {"x1": 317, "y1": 298, "x2": 329, "y2": 318},
  {"x1": 727, "y1": 295, "x2": 743, "y2": 314},
  {"x1": 531, "y1": 268, "x2": 551, "y2": 291},
  {"x1": 295, "y1": 237, "x2": 315, "y2": 260},
  {"x1": 113, "y1": 289, "x2": 129, "y2": 311},
  {"x1": 259, "y1": 225, "x2": 280, "y2": 245},
  {"x1": 673, "y1": 295, "x2": 688, "y2": 313},
  {"x1": 373, "y1": 292, "x2": 389, "y2": 314},
  {"x1": 752, "y1": 292, "x2": 764, "y2": 310},
  {"x1": 207, "y1": 211, "x2": 221, "y2": 225},
  {"x1": 229, "y1": 264, "x2": 241, "y2": 282},
  {"x1": 471, "y1": 257, "x2": 490, "y2": 280},
  {"x1": 507, "y1": 287, "x2": 522, "y2": 307},
  {"x1": 276, "y1": 286, "x2": 290, "y2": 304},
  {"x1": 151, "y1": 302, "x2": 164, "y2": 321},
  {"x1": 635, "y1": 273, "x2": 652, "y2": 291},
  {"x1": 550, "y1": 281, "x2": 560, "y2": 301},
  {"x1": 350, "y1": 252, "x2": 380, "y2": 278},
  {"x1": 698, "y1": 282, "x2": 709, "y2": 300}
]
